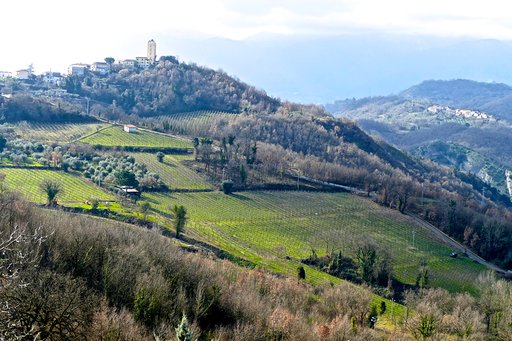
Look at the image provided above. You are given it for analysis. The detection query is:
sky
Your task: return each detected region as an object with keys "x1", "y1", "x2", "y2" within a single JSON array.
[{"x1": 2, "y1": 0, "x2": 512, "y2": 74}]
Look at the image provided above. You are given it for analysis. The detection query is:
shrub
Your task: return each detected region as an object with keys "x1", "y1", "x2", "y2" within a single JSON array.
[
  {"x1": 156, "y1": 152, "x2": 165, "y2": 163},
  {"x1": 221, "y1": 180, "x2": 234, "y2": 194},
  {"x1": 379, "y1": 301, "x2": 386, "y2": 315}
]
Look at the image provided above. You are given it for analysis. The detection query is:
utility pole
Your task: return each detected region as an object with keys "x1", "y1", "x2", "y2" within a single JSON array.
[
  {"x1": 86, "y1": 97, "x2": 90, "y2": 115},
  {"x1": 421, "y1": 182, "x2": 424, "y2": 208}
]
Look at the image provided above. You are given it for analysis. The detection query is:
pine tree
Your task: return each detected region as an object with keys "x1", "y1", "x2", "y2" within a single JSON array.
[
  {"x1": 175, "y1": 313, "x2": 192, "y2": 341},
  {"x1": 297, "y1": 266, "x2": 306, "y2": 281},
  {"x1": 172, "y1": 205, "x2": 188, "y2": 238}
]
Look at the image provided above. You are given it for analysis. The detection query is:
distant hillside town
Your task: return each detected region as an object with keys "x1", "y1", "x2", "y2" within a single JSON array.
[{"x1": 0, "y1": 39, "x2": 158, "y2": 82}]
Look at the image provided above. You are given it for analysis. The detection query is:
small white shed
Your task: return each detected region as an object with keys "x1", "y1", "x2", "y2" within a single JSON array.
[{"x1": 124, "y1": 124, "x2": 137, "y2": 133}]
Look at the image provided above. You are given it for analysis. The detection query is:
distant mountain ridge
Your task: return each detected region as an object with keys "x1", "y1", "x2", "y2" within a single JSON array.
[
  {"x1": 326, "y1": 79, "x2": 512, "y2": 199},
  {"x1": 167, "y1": 35, "x2": 512, "y2": 103}
]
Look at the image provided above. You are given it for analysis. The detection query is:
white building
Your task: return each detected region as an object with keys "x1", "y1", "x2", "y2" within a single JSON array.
[
  {"x1": 0, "y1": 71, "x2": 12, "y2": 78},
  {"x1": 68, "y1": 63, "x2": 89, "y2": 76},
  {"x1": 123, "y1": 124, "x2": 137, "y2": 133},
  {"x1": 120, "y1": 59, "x2": 137, "y2": 68},
  {"x1": 15, "y1": 69, "x2": 31, "y2": 80},
  {"x1": 42, "y1": 71, "x2": 63, "y2": 85},
  {"x1": 136, "y1": 57, "x2": 151, "y2": 68},
  {"x1": 90, "y1": 62, "x2": 110, "y2": 75}
]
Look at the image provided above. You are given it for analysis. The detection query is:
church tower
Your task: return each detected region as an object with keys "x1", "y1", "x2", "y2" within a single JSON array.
[{"x1": 147, "y1": 39, "x2": 157, "y2": 64}]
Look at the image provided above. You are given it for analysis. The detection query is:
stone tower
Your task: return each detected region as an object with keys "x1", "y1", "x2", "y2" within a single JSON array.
[{"x1": 147, "y1": 39, "x2": 157, "y2": 64}]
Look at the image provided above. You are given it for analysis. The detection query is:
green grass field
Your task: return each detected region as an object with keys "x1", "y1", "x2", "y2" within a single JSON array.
[
  {"x1": 13, "y1": 122, "x2": 111, "y2": 143},
  {"x1": 129, "y1": 153, "x2": 213, "y2": 190},
  {"x1": 79, "y1": 126, "x2": 193, "y2": 149},
  {"x1": 0, "y1": 168, "x2": 114, "y2": 204},
  {"x1": 143, "y1": 190, "x2": 486, "y2": 293}
]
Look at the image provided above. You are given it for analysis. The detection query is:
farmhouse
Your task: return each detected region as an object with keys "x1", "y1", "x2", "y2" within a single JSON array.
[
  {"x1": 116, "y1": 185, "x2": 140, "y2": 198},
  {"x1": 124, "y1": 124, "x2": 137, "y2": 133}
]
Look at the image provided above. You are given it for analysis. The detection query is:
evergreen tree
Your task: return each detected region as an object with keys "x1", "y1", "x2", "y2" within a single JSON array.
[
  {"x1": 0, "y1": 135, "x2": 6, "y2": 152},
  {"x1": 172, "y1": 205, "x2": 187, "y2": 238},
  {"x1": 356, "y1": 243, "x2": 377, "y2": 284},
  {"x1": 297, "y1": 266, "x2": 306, "y2": 281},
  {"x1": 239, "y1": 164, "x2": 247, "y2": 185},
  {"x1": 379, "y1": 301, "x2": 387, "y2": 315},
  {"x1": 175, "y1": 313, "x2": 192, "y2": 341},
  {"x1": 416, "y1": 259, "x2": 429, "y2": 289}
]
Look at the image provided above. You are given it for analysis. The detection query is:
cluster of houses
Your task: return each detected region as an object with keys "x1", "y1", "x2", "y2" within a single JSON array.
[
  {"x1": 427, "y1": 105, "x2": 496, "y2": 121},
  {"x1": 0, "y1": 39, "x2": 158, "y2": 82},
  {"x1": 67, "y1": 39, "x2": 157, "y2": 76},
  {"x1": 0, "y1": 68, "x2": 65, "y2": 87}
]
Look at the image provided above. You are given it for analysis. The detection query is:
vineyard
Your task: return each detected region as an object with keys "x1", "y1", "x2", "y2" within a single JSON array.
[
  {"x1": 13, "y1": 122, "x2": 111, "y2": 143},
  {"x1": 150, "y1": 111, "x2": 238, "y2": 137},
  {"x1": 79, "y1": 125, "x2": 193, "y2": 149},
  {"x1": 142, "y1": 190, "x2": 486, "y2": 293},
  {"x1": 129, "y1": 152, "x2": 213, "y2": 190},
  {"x1": 0, "y1": 168, "x2": 114, "y2": 204},
  {"x1": 2, "y1": 117, "x2": 489, "y2": 296}
]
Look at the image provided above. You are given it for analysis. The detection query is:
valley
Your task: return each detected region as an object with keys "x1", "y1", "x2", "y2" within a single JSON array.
[{"x1": 1, "y1": 61, "x2": 511, "y2": 340}]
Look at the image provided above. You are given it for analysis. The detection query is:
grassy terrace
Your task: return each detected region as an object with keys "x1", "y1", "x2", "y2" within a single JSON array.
[
  {"x1": 13, "y1": 122, "x2": 111, "y2": 143},
  {"x1": 129, "y1": 152, "x2": 213, "y2": 190},
  {"x1": 0, "y1": 168, "x2": 114, "y2": 204},
  {"x1": 143, "y1": 190, "x2": 486, "y2": 293},
  {"x1": 79, "y1": 125, "x2": 193, "y2": 149}
]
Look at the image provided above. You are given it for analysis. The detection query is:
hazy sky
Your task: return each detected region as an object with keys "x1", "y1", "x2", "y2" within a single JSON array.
[{"x1": 2, "y1": 0, "x2": 512, "y2": 73}]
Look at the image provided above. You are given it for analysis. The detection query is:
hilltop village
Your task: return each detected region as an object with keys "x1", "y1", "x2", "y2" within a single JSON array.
[{"x1": 0, "y1": 39, "x2": 158, "y2": 85}]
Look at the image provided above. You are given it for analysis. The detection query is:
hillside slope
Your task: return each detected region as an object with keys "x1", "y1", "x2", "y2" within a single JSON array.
[
  {"x1": 326, "y1": 82, "x2": 512, "y2": 200},
  {"x1": 3, "y1": 63, "x2": 512, "y2": 271}
]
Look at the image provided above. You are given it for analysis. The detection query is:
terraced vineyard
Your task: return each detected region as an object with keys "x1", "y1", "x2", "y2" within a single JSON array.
[
  {"x1": 79, "y1": 126, "x2": 193, "y2": 149},
  {"x1": 13, "y1": 122, "x2": 111, "y2": 143},
  {"x1": 143, "y1": 190, "x2": 486, "y2": 293},
  {"x1": 0, "y1": 168, "x2": 114, "y2": 204},
  {"x1": 129, "y1": 152, "x2": 213, "y2": 190},
  {"x1": 151, "y1": 111, "x2": 238, "y2": 136}
]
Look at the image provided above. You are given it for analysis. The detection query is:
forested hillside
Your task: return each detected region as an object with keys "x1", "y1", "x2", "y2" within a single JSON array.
[
  {"x1": 3, "y1": 62, "x2": 512, "y2": 271},
  {"x1": 67, "y1": 58, "x2": 280, "y2": 117},
  {"x1": 326, "y1": 83, "x2": 512, "y2": 196}
]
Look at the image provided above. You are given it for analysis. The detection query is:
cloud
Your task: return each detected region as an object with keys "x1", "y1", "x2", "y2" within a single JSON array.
[{"x1": 2, "y1": 0, "x2": 512, "y2": 72}]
